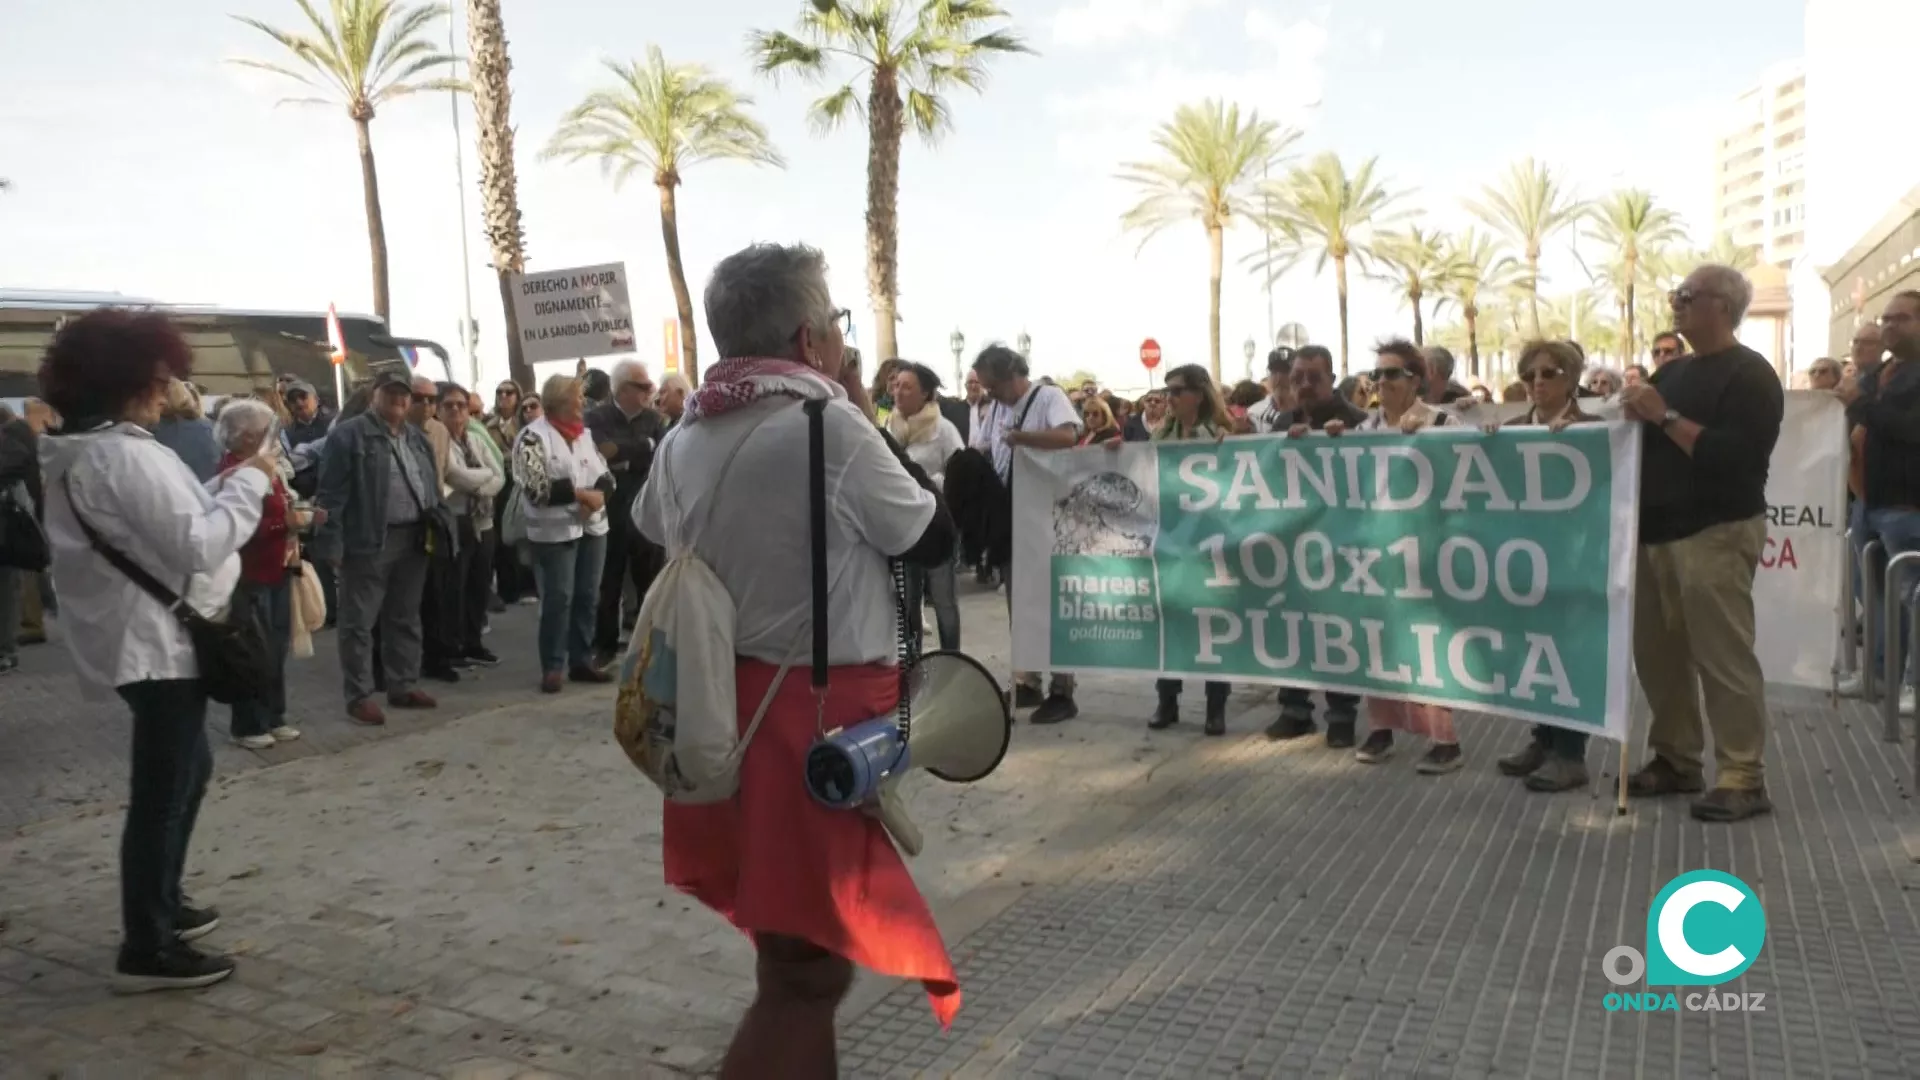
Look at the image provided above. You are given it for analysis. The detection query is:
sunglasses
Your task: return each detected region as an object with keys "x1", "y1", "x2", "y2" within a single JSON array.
[
  {"x1": 1520, "y1": 367, "x2": 1564, "y2": 383},
  {"x1": 1369, "y1": 367, "x2": 1413, "y2": 382},
  {"x1": 625, "y1": 381, "x2": 654, "y2": 394},
  {"x1": 1668, "y1": 286, "x2": 1719, "y2": 309}
]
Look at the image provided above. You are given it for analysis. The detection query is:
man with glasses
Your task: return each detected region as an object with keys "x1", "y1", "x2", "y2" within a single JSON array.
[
  {"x1": 313, "y1": 371, "x2": 443, "y2": 726},
  {"x1": 1616, "y1": 265, "x2": 1784, "y2": 822},
  {"x1": 1246, "y1": 347, "x2": 1295, "y2": 433},
  {"x1": 1839, "y1": 292, "x2": 1920, "y2": 713},
  {"x1": 1269, "y1": 345, "x2": 1370, "y2": 747},
  {"x1": 1650, "y1": 331, "x2": 1685, "y2": 368},
  {"x1": 587, "y1": 359, "x2": 667, "y2": 666}
]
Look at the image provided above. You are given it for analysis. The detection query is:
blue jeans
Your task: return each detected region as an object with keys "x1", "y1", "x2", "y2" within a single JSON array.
[
  {"x1": 530, "y1": 533, "x2": 607, "y2": 674},
  {"x1": 1866, "y1": 507, "x2": 1920, "y2": 688},
  {"x1": 230, "y1": 581, "x2": 292, "y2": 737},
  {"x1": 904, "y1": 560, "x2": 960, "y2": 652}
]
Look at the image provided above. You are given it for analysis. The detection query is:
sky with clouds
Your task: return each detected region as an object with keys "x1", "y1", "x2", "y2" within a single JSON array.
[{"x1": 1, "y1": 0, "x2": 1802, "y2": 391}]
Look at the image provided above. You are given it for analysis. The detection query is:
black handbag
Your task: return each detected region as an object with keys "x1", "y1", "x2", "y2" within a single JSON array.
[
  {"x1": 63, "y1": 474, "x2": 273, "y2": 705},
  {"x1": 0, "y1": 484, "x2": 49, "y2": 572}
]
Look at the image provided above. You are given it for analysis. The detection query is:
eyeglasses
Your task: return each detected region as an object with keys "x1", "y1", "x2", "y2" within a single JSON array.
[
  {"x1": 1369, "y1": 367, "x2": 1412, "y2": 382},
  {"x1": 1669, "y1": 286, "x2": 1720, "y2": 309},
  {"x1": 625, "y1": 381, "x2": 654, "y2": 394},
  {"x1": 1651, "y1": 345, "x2": 1681, "y2": 358},
  {"x1": 831, "y1": 308, "x2": 853, "y2": 335},
  {"x1": 1520, "y1": 367, "x2": 1564, "y2": 383},
  {"x1": 411, "y1": 393, "x2": 434, "y2": 404}
]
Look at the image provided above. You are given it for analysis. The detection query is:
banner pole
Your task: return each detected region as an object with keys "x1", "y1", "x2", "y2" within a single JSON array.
[{"x1": 1616, "y1": 738, "x2": 1629, "y2": 816}]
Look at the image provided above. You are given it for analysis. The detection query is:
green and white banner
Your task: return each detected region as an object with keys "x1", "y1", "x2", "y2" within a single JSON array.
[{"x1": 1009, "y1": 425, "x2": 1643, "y2": 740}]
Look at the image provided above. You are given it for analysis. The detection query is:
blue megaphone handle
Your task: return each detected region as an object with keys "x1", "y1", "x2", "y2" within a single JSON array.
[{"x1": 804, "y1": 717, "x2": 911, "y2": 809}]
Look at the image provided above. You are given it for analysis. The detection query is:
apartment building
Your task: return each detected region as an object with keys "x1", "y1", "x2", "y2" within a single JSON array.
[{"x1": 1712, "y1": 60, "x2": 1807, "y2": 268}]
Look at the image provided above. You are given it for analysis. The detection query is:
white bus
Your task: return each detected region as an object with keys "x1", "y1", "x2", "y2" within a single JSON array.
[{"x1": 0, "y1": 289, "x2": 451, "y2": 413}]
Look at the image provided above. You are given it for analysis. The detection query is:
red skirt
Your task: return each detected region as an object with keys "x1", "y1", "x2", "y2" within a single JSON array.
[{"x1": 663, "y1": 658, "x2": 960, "y2": 1027}]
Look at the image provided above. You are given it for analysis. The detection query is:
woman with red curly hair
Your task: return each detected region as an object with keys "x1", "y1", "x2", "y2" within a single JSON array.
[{"x1": 38, "y1": 310, "x2": 278, "y2": 993}]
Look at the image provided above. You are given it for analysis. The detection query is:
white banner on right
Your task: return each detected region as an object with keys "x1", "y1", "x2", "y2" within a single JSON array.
[{"x1": 1753, "y1": 391, "x2": 1847, "y2": 689}]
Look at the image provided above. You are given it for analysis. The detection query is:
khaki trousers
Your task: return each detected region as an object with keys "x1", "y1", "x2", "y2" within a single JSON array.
[{"x1": 1632, "y1": 516, "x2": 1769, "y2": 789}]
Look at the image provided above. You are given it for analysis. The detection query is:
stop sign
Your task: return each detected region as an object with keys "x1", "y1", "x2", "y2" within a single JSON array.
[{"x1": 1139, "y1": 338, "x2": 1162, "y2": 370}]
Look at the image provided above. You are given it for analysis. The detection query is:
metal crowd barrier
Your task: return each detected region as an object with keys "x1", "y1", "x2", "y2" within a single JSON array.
[
  {"x1": 1888, "y1": 551, "x2": 1920, "y2": 758},
  {"x1": 1858, "y1": 538, "x2": 1885, "y2": 703}
]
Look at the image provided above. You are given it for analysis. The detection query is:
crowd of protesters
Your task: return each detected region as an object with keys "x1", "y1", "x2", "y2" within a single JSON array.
[{"x1": 0, "y1": 256, "x2": 1849, "y2": 1005}]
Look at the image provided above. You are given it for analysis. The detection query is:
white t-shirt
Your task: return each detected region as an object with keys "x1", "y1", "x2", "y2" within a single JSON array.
[
  {"x1": 635, "y1": 395, "x2": 937, "y2": 666},
  {"x1": 969, "y1": 383, "x2": 1082, "y2": 478},
  {"x1": 1246, "y1": 395, "x2": 1290, "y2": 434}
]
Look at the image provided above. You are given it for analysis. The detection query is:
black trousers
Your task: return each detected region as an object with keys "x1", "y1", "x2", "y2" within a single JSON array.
[
  {"x1": 594, "y1": 501, "x2": 662, "y2": 654},
  {"x1": 117, "y1": 679, "x2": 212, "y2": 958},
  {"x1": 1277, "y1": 686, "x2": 1359, "y2": 721},
  {"x1": 461, "y1": 526, "x2": 496, "y2": 653},
  {"x1": 420, "y1": 533, "x2": 460, "y2": 670}
]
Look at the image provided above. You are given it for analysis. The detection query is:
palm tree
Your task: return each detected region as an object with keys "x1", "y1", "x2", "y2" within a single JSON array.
[
  {"x1": 1254, "y1": 153, "x2": 1407, "y2": 375},
  {"x1": 1585, "y1": 189, "x2": 1683, "y2": 366},
  {"x1": 750, "y1": 0, "x2": 1031, "y2": 364},
  {"x1": 232, "y1": 0, "x2": 462, "y2": 325},
  {"x1": 544, "y1": 49, "x2": 783, "y2": 384},
  {"x1": 1116, "y1": 100, "x2": 1297, "y2": 380},
  {"x1": 466, "y1": 0, "x2": 530, "y2": 388},
  {"x1": 1436, "y1": 227, "x2": 1521, "y2": 379},
  {"x1": 1703, "y1": 234, "x2": 1762, "y2": 271},
  {"x1": 1369, "y1": 226, "x2": 1453, "y2": 346},
  {"x1": 1465, "y1": 157, "x2": 1585, "y2": 338}
]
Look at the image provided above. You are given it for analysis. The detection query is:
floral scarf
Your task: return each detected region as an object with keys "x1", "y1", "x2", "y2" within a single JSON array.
[{"x1": 683, "y1": 357, "x2": 841, "y2": 425}]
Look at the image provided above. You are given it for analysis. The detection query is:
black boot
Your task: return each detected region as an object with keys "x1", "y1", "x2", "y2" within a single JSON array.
[
  {"x1": 1265, "y1": 709, "x2": 1317, "y2": 741},
  {"x1": 1325, "y1": 714, "x2": 1358, "y2": 750},
  {"x1": 1149, "y1": 685, "x2": 1180, "y2": 730},
  {"x1": 1203, "y1": 687, "x2": 1228, "y2": 736}
]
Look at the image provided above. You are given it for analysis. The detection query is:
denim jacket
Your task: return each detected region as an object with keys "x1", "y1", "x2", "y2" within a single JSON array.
[{"x1": 310, "y1": 411, "x2": 442, "y2": 562}]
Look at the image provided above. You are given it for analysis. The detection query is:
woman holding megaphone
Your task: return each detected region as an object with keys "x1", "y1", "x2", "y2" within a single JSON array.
[{"x1": 635, "y1": 244, "x2": 963, "y2": 1077}]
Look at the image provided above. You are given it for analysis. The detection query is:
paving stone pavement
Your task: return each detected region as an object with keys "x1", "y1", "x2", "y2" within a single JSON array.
[
  {"x1": 0, "y1": 599, "x2": 561, "y2": 833},
  {"x1": 839, "y1": 689, "x2": 1920, "y2": 1079},
  {"x1": 0, "y1": 588, "x2": 1211, "y2": 1077}
]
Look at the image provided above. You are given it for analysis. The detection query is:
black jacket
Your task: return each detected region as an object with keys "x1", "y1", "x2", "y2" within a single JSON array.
[
  {"x1": 1847, "y1": 358, "x2": 1920, "y2": 510},
  {"x1": 584, "y1": 400, "x2": 666, "y2": 503},
  {"x1": 0, "y1": 418, "x2": 41, "y2": 515},
  {"x1": 937, "y1": 395, "x2": 971, "y2": 445}
]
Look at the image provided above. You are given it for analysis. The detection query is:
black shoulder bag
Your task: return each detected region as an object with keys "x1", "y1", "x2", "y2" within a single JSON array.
[{"x1": 63, "y1": 473, "x2": 273, "y2": 705}]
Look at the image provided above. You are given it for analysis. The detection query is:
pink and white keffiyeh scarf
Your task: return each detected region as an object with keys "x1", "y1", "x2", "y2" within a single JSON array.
[{"x1": 682, "y1": 357, "x2": 842, "y2": 425}]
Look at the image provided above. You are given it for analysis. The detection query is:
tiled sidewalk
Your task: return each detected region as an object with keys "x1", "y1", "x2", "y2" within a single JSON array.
[{"x1": 839, "y1": 689, "x2": 1920, "y2": 1078}]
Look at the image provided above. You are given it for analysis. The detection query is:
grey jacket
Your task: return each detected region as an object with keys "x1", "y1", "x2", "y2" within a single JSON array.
[{"x1": 311, "y1": 411, "x2": 442, "y2": 562}]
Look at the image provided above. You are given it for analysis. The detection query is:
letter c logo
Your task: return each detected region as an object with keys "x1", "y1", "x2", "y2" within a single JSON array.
[
  {"x1": 1657, "y1": 880, "x2": 1748, "y2": 978},
  {"x1": 1644, "y1": 870, "x2": 1766, "y2": 986}
]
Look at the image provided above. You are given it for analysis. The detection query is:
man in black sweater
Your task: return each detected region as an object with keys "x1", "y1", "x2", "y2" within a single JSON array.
[
  {"x1": 1617, "y1": 264, "x2": 1784, "y2": 823},
  {"x1": 587, "y1": 359, "x2": 667, "y2": 667},
  {"x1": 1839, "y1": 291, "x2": 1920, "y2": 712},
  {"x1": 1268, "y1": 345, "x2": 1371, "y2": 748}
]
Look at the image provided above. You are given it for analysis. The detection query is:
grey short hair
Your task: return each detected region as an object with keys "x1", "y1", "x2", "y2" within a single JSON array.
[
  {"x1": 214, "y1": 397, "x2": 275, "y2": 450},
  {"x1": 703, "y1": 243, "x2": 834, "y2": 360},
  {"x1": 1692, "y1": 264, "x2": 1754, "y2": 326},
  {"x1": 610, "y1": 359, "x2": 650, "y2": 387},
  {"x1": 659, "y1": 372, "x2": 691, "y2": 395}
]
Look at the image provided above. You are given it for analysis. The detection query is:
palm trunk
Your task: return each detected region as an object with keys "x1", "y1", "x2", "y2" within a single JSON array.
[
  {"x1": 658, "y1": 180, "x2": 699, "y2": 385},
  {"x1": 1527, "y1": 252, "x2": 1543, "y2": 337},
  {"x1": 865, "y1": 66, "x2": 903, "y2": 363},
  {"x1": 1466, "y1": 305, "x2": 1481, "y2": 379},
  {"x1": 1206, "y1": 223, "x2": 1223, "y2": 382},
  {"x1": 467, "y1": 0, "x2": 530, "y2": 388},
  {"x1": 1335, "y1": 253, "x2": 1351, "y2": 377},
  {"x1": 354, "y1": 115, "x2": 391, "y2": 325},
  {"x1": 1411, "y1": 286, "x2": 1425, "y2": 346},
  {"x1": 1623, "y1": 252, "x2": 1638, "y2": 366}
]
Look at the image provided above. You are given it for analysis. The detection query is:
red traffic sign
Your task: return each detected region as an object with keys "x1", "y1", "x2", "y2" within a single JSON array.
[{"x1": 1139, "y1": 338, "x2": 1162, "y2": 370}]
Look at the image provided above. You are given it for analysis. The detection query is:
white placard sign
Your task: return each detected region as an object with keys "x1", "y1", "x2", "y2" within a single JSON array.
[{"x1": 511, "y1": 262, "x2": 637, "y2": 365}]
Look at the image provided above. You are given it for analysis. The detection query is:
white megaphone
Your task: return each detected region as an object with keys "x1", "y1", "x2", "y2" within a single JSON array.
[{"x1": 803, "y1": 651, "x2": 1014, "y2": 855}]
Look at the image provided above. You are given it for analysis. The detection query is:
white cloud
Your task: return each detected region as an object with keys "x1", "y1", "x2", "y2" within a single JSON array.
[{"x1": 1051, "y1": 0, "x2": 1224, "y2": 49}]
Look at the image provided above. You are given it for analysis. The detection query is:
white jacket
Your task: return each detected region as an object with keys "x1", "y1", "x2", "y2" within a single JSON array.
[
  {"x1": 40, "y1": 423, "x2": 269, "y2": 699},
  {"x1": 511, "y1": 416, "x2": 612, "y2": 543}
]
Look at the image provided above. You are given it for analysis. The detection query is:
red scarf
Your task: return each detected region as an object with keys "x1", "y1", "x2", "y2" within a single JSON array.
[
  {"x1": 685, "y1": 357, "x2": 839, "y2": 424},
  {"x1": 549, "y1": 416, "x2": 586, "y2": 443}
]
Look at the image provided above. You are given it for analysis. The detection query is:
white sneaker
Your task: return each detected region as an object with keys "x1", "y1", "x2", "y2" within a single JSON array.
[
  {"x1": 269, "y1": 726, "x2": 301, "y2": 743},
  {"x1": 1837, "y1": 673, "x2": 1866, "y2": 697},
  {"x1": 232, "y1": 734, "x2": 275, "y2": 750},
  {"x1": 1903, "y1": 688, "x2": 1916, "y2": 718}
]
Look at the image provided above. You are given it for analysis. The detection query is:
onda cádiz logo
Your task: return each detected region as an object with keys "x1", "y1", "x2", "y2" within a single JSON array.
[{"x1": 1601, "y1": 870, "x2": 1768, "y2": 1013}]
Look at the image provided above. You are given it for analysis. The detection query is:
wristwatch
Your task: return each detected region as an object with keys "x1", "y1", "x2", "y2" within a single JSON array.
[{"x1": 1661, "y1": 409, "x2": 1681, "y2": 429}]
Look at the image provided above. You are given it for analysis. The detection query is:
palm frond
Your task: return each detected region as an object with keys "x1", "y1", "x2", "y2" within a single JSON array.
[
  {"x1": 807, "y1": 83, "x2": 865, "y2": 135},
  {"x1": 546, "y1": 47, "x2": 783, "y2": 186}
]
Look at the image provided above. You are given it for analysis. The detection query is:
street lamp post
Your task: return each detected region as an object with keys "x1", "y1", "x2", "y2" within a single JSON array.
[
  {"x1": 1243, "y1": 337, "x2": 1257, "y2": 379},
  {"x1": 949, "y1": 328, "x2": 965, "y2": 387},
  {"x1": 1017, "y1": 330, "x2": 1031, "y2": 360}
]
